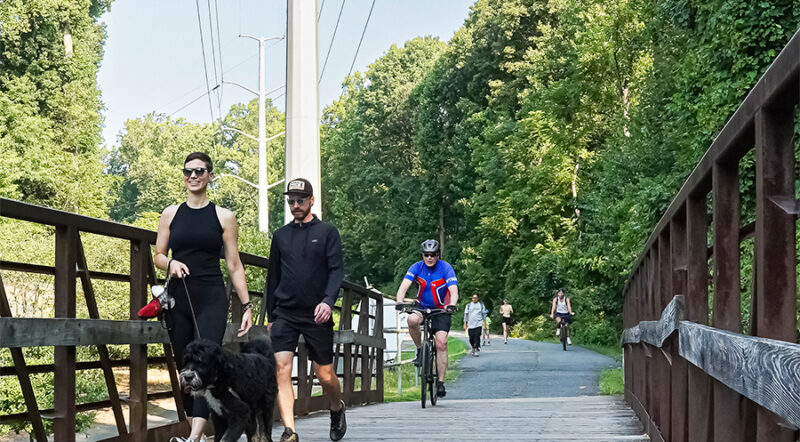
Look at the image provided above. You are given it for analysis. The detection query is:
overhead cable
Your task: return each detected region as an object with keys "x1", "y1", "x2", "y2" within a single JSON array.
[
  {"x1": 169, "y1": 84, "x2": 221, "y2": 117},
  {"x1": 214, "y1": 0, "x2": 225, "y2": 114},
  {"x1": 318, "y1": 0, "x2": 326, "y2": 22},
  {"x1": 319, "y1": 0, "x2": 346, "y2": 83},
  {"x1": 206, "y1": 0, "x2": 221, "y2": 115},
  {"x1": 195, "y1": 0, "x2": 216, "y2": 121},
  {"x1": 347, "y1": 0, "x2": 376, "y2": 78}
]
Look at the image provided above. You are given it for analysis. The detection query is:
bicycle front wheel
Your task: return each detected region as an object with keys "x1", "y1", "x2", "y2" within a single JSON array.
[
  {"x1": 561, "y1": 324, "x2": 568, "y2": 351},
  {"x1": 420, "y1": 341, "x2": 432, "y2": 408},
  {"x1": 429, "y1": 342, "x2": 439, "y2": 406}
]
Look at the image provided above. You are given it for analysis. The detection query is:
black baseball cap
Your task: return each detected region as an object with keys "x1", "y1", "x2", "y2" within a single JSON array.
[{"x1": 283, "y1": 178, "x2": 313, "y2": 197}]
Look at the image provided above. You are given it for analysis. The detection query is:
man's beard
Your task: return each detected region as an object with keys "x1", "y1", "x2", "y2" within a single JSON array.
[{"x1": 292, "y1": 205, "x2": 311, "y2": 221}]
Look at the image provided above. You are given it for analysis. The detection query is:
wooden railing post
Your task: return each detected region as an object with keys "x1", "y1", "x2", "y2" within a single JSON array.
[
  {"x1": 129, "y1": 239, "x2": 149, "y2": 442},
  {"x1": 374, "y1": 294, "x2": 384, "y2": 402},
  {"x1": 657, "y1": 232, "x2": 672, "y2": 440},
  {"x1": 645, "y1": 248, "x2": 656, "y2": 426},
  {"x1": 53, "y1": 225, "x2": 77, "y2": 442},
  {"x1": 754, "y1": 106, "x2": 797, "y2": 442},
  {"x1": 686, "y1": 194, "x2": 712, "y2": 442},
  {"x1": 670, "y1": 215, "x2": 688, "y2": 442},
  {"x1": 711, "y1": 160, "x2": 752, "y2": 442},
  {"x1": 340, "y1": 288, "x2": 353, "y2": 405},
  {"x1": 358, "y1": 295, "x2": 370, "y2": 402},
  {"x1": 295, "y1": 338, "x2": 310, "y2": 416}
]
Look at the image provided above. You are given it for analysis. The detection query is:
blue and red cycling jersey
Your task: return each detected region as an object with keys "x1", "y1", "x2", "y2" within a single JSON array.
[{"x1": 404, "y1": 260, "x2": 458, "y2": 308}]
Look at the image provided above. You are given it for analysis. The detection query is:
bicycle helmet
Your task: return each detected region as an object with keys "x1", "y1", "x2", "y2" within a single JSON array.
[{"x1": 421, "y1": 239, "x2": 440, "y2": 254}]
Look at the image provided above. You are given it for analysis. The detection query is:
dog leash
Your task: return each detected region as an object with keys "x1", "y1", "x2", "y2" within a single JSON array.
[{"x1": 179, "y1": 277, "x2": 202, "y2": 340}]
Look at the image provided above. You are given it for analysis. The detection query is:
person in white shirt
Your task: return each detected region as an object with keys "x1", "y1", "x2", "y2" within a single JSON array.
[{"x1": 463, "y1": 294, "x2": 487, "y2": 356}]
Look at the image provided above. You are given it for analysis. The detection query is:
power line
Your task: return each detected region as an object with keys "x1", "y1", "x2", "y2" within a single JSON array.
[
  {"x1": 213, "y1": 0, "x2": 225, "y2": 115},
  {"x1": 347, "y1": 0, "x2": 376, "y2": 78},
  {"x1": 319, "y1": 0, "x2": 346, "y2": 83},
  {"x1": 195, "y1": 0, "x2": 216, "y2": 121},
  {"x1": 318, "y1": 0, "x2": 326, "y2": 21},
  {"x1": 206, "y1": 0, "x2": 220, "y2": 111},
  {"x1": 169, "y1": 84, "x2": 220, "y2": 117}
]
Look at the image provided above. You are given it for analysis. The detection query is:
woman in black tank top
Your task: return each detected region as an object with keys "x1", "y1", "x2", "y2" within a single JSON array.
[{"x1": 153, "y1": 152, "x2": 253, "y2": 442}]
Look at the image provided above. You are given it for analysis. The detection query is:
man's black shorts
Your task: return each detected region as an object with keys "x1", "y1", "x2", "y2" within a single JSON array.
[
  {"x1": 413, "y1": 311, "x2": 451, "y2": 334},
  {"x1": 270, "y1": 307, "x2": 334, "y2": 365},
  {"x1": 502, "y1": 316, "x2": 512, "y2": 325}
]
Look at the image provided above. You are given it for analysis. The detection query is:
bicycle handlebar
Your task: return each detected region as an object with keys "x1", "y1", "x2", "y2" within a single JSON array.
[{"x1": 396, "y1": 302, "x2": 455, "y2": 315}]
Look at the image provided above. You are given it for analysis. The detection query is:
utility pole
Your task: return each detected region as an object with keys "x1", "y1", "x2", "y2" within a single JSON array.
[
  {"x1": 285, "y1": 0, "x2": 321, "y2": 223},
  {"x1": 219, "y1": 34, "x2": 284, "y2": 232}
]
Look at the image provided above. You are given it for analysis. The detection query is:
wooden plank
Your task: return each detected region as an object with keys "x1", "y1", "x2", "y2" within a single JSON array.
[
  {"x1": 54, "y1": 224, "x2": 77, "y2": 442},
  {"x1": 0, "y1": 318, "x2": 170, "y2": 346},
  {"x1": 620, "y1": 295, "x2": 685, "y2": 347},
  {"x1": 97, "y1": 421, "x2": 190, "y2": 442},
  {"x1": 678, "y1": 321, "x2": 800, "y2": 430}
]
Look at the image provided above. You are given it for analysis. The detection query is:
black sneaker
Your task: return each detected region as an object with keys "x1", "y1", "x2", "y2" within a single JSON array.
[
  {"x1": 329, "y1": 400, "x2": 347, "y2": 441},
  {"x1": 280, "y1": 428, "x2": 299, "y2": 442},
  {"x1": 436, "y1": 381, "x2": 446, "y2": 398},
  {"x1": 413, "y1": 349, "x2": 422, "y2": 367}
]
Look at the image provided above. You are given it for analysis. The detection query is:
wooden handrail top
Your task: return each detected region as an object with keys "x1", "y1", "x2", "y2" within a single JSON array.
[{"x1": 622, "y1": 295, "x2": 800, "y2": 430}]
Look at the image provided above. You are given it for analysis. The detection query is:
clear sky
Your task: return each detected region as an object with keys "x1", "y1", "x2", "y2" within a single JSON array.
[{"x1": 97, "y1": 0, "x2": 475, "y2": 147}]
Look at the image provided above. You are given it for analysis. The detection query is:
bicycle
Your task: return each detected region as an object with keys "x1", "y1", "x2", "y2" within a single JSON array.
[
  {"x1": 555, "y1": 313, "x2": 574, "y2": 351},
  {"x1": 399, "y1": 302, "x2": 452, "y2": 408},
  {"x1": 558, "y1": 320, "x2": 570, "y2": 351}
]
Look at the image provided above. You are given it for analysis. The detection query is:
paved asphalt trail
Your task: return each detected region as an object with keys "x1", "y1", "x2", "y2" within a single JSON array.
[{"x1": 446, "y1": 331, "x2": 617, "y2": 399}]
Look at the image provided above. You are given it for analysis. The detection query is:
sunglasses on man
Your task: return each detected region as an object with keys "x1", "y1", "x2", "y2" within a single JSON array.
[
  {"x1": 182, "y1": 167, "x2": 208, "y2": 177},
  {"x1": 286, "y1": 197, "x2": 308, "y2": 206},
  {"x1": 423, "y1": 253, "x2": 438, "y2": 258}
]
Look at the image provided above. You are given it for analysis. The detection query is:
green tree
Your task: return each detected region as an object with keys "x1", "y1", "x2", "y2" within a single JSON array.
[{"x1": 0, "y1": 0, "x2": 113, "y2": 217}]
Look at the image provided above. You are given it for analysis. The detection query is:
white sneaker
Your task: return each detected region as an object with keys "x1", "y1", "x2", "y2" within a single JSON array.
[
  {"x1": 567, "y1": 337, "x2": 572, "y2": 345},
  {"x1": 556, "y1": 328, "x2": 560, "y2": 336}
]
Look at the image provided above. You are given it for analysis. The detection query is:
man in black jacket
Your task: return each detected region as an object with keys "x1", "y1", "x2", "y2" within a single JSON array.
[{"x1": 266, "y1": 178, "x2": 346, "y2": 442}]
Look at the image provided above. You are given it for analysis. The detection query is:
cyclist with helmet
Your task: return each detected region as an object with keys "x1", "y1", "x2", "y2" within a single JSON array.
[{"x1": 395, "y1": 239, "x2": 459, "y2": 398}]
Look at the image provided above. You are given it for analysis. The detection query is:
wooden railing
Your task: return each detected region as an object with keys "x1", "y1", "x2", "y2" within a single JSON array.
[
  {"x1": 621, "y1": 28, "x2": 800, "y2": 442},
  {"x1": 0, "y1": 198, "x2": 385, "y2": 442}
]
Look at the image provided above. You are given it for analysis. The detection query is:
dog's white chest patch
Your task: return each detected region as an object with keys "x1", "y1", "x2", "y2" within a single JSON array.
[{"x1": 203, "y1": 390, "x2": 225, "y2": 415}]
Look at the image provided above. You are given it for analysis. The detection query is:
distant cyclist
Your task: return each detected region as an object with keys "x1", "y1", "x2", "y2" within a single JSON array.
[
  {"x1": 499, "y1": 299, "x2": 513, "y2": 344},
  {"x1": 395, "y1": 239, "x2": 458, "y2": 398},
  {"x1": 549, "y1": 288, "x2": 574, "y2": 345}
]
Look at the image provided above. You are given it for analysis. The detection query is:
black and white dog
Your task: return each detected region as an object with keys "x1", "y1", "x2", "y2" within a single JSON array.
[{"x1": 180, "y1": 338, "x2": 278, "y2": 442}]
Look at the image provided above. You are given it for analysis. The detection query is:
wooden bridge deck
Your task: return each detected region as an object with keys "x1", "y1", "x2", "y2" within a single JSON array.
[{"x1": 284, "y1": 395, "x2": 648, "y2": 441}]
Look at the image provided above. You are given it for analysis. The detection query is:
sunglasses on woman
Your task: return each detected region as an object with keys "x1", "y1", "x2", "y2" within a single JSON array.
[{"x1": 182, "y1": 167, "x2": 208, "y2": 177}]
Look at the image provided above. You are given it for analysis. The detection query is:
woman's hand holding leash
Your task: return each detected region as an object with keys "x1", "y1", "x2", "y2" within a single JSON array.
[{"x1": 167, "y1": 259, "x2": 190, "y2": 278}]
